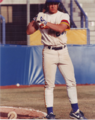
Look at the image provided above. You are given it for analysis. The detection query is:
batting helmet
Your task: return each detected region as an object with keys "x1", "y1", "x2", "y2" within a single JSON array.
[{"x1": 46, "y1": 0, "x2": 61, "y2": 3}]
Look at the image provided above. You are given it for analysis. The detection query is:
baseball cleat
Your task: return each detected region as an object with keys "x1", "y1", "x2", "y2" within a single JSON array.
[
  {"x1": 46, "y1": 113, "x2": 56, "y2": 119},
  {"x1": 70, "y1": 109, "x2": 87, "y2": 119}
]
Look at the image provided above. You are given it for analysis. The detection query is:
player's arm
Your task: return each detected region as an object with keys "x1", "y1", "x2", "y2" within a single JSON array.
[
  {"x1": 46, "y1": 14, "x2": 70, "y2": 33},
  {"x1": 39, "y1": 17, "x2": 70, "y2": 33},
  {"x1": 26, "y1": 20, "x2": 39, "y2": 35},
  {"x1": 46, "y1": 22, "x2": 69, "y2": 33}
]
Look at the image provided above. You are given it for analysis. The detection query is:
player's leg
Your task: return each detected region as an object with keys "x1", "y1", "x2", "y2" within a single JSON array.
[
  {"x1": 58, "y1": 50, "x2": 78, "y2": 111},
  {"x1": 42, "y1": 48, "x2": 58, "y2": 117},
  {"x1": 58, "y1": 48, "x2": 86, "y2": 119}
]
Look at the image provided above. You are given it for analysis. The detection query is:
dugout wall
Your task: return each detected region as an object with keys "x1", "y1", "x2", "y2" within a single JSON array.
[{"x1": 0, "y1": 45, "x2": 95, "y2": 86}]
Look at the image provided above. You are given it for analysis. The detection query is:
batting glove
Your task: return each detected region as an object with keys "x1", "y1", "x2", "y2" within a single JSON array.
[
  {"x1": 38, "y1": 17, "x2": 48, "y2": 29},
  {"x1": 34, "y1": 12, "x2": 48, "y2": 29}
]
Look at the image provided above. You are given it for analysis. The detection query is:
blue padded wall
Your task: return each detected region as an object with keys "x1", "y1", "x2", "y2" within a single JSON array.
[{"x1": 0, "y1": 45, "x2": 95, "y2": 86}]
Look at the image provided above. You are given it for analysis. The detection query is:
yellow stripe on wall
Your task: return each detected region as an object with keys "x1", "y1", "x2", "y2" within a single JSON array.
[
  {"x1": 30, "y1": 30, "x2": 43, "y2": 46},
  {"x1": 29, "y1": 29, "x2": 87, "y2": 46},
  {"x1": 67, "y1": 29, "x2": 87, "y2": 45}
]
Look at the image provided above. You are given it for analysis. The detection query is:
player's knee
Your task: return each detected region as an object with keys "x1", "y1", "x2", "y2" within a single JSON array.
[
  {"x1": 44, "y1": 84, "x2": 55, "y2": 88},
  {"x1": 44, "y1": 81, "x2": 55, "y2": 88},
  {"x1": 66, "y1": 79, "x2": 76, "y2": 87}
]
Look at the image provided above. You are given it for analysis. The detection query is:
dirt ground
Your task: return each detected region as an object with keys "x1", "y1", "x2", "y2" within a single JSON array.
[{"x1": 0, "y1": 85, "x2": 95, "y2": 119}]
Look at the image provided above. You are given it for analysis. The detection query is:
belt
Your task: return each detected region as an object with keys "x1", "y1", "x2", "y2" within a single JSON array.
[{"x1": 48, "y1": 45, "x2": 66, "y2": 50}]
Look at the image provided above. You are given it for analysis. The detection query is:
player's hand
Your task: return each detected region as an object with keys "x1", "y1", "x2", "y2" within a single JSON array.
[
  {"x1": 38, "y1": 17, "x2": 48, "y2": 29},
  {"x1": 40, "y1": 23, "x2": 49, "y2": 29}
]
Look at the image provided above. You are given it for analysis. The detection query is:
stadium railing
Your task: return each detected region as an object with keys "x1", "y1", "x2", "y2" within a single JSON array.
[
  {"x1": 62, "y1": 1, "x2": 77, "y2": 28},
  {"x1": 69, "y1": 0, "x2": 90, "y2": 44},
  {"x1": 70, "y1": 0, "x2": 88, "y2": 28},
  {"x1": 0, "y1": 15, "x2": 6, "y2": 44}
]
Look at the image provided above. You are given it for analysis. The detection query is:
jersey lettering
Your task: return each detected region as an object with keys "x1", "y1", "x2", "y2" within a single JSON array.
[
  {"x1": 40, "y1": 11, "x2": 69, "y2": 45},
  {"x1": 56, "y1": 31, "x2": 65, "y2": 37},
  {"x1": 48, "y1": 29, "x2": 65, "y2": 37},
  {"x1": 40, "y1": 17, "x2": 45, "y2": 22}
]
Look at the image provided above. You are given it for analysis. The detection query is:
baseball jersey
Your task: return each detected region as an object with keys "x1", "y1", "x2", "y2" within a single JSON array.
[{"x1": 39, "y1": 11, "x2": 70, "y2": 47}]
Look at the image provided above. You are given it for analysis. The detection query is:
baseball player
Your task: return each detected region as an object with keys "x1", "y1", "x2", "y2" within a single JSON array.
[{"x1": 26, "y1": 0, "x2": 86, "y2": 119}]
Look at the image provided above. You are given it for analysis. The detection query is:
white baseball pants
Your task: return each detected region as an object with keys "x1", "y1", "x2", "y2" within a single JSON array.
[{"x1": 42, "y1": 46, "x2": 78, "y2": 107}]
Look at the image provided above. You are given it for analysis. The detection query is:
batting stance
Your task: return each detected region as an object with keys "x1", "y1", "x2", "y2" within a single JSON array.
[{"x1": 26, "y1": 0, "x2": 86, "y2": 119}]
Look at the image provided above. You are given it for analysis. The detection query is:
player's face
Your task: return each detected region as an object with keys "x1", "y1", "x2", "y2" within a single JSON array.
[{"x1": 48, "y1": 2, "x2": 58, "y2": 14}]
